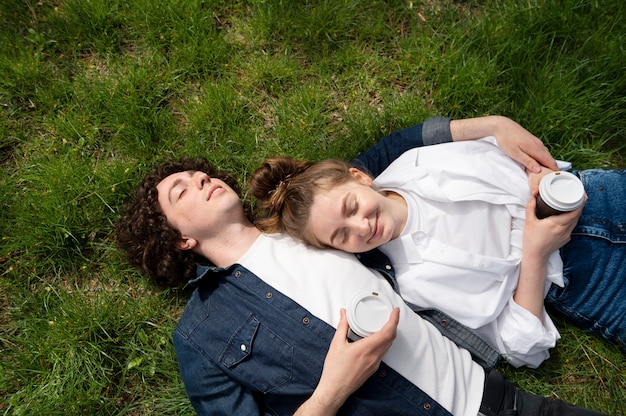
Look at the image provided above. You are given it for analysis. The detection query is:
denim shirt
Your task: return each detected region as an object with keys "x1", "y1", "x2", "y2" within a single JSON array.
[
  {"x1": 173, "y1": 118, "x2": 500, "y2": 415},
  {"x1": 174, "y1": 252, "x2": 501, "y2": 416}
]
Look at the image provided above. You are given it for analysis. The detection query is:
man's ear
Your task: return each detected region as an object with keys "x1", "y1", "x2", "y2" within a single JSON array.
[
  {"x1": 348, "y1": 168, "x2": 374, "y2": 186},
  {"x1": 176, "y1": 237, "x2": 197, "y2": 251}
]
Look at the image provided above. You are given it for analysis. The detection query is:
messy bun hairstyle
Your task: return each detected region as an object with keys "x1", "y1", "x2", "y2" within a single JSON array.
[{"x1": 249, "y1": 157, "x2": 355, "y2": 247}]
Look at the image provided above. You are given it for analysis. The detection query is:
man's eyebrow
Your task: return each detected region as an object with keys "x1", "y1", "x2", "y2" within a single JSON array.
[
  {"x1": 168, "y1": 177, "x2": 184, "y2": 204},
  {"x1": 329, "y1": 193, "x2": 349, "y2": 244}
]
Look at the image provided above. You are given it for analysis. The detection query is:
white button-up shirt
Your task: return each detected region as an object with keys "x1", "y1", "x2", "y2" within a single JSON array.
[
  {"x1": 375, "y1": 137, "x2": 563, "y2": 368},
  {"x1": 239, "y1": 233, "x2": 484, "y2": 416}
]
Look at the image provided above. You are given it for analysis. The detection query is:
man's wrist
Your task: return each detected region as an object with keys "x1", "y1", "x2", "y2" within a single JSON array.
[
  {"x1": 298, "y1": 389, "x2": 344, "y2": 416},
  {"x1": 422, "y1": 117, "x2": 452, "y2": 145}
]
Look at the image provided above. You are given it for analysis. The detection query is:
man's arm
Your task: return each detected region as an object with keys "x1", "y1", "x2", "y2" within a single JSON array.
[
  {"x1": 353, "y1": 115, "x2": 557, "y2": 177},
  {"x1": 449, "y1": 115, "x2": 557, "y2": 173},
  {"x1": 352, "y1": 118, "x2": 438, "y2": 177},
  {"x1": 294, "y1": 308, "x2": 400, "y2": 416},
  {"x1": 175, "y1": 309, "x2": 399, "y2": 416}
]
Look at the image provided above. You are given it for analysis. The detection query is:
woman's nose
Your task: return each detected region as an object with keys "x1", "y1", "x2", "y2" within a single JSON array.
[{"x1": 353, "y1": 217, "x2": 370, "y2": 236}]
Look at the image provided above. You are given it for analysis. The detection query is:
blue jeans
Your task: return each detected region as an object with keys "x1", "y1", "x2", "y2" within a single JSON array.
[{"x1": 546, "y1": 169, "x2": 626, "y2": 349}]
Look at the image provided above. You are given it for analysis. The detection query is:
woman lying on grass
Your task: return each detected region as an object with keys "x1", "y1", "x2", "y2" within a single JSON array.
[{"x1": 250, "y1": 136, "x2": 626, "y2": 368}]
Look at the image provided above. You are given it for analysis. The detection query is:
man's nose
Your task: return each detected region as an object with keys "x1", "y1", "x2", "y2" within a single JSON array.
[{"x1": 194, "y1": 172, "x2": 210, "y2": 188}]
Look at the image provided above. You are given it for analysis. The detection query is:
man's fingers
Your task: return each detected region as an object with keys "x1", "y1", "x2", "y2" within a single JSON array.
[
  {"x1": 520, "y1": 154, "x2": 542, "y2": 174},
  {"x1": 331, "y1": 308, "x2": 350, "y2": 344},
  {"x1": 366, "y1": 307, "x2": 400, "y2": 345}
]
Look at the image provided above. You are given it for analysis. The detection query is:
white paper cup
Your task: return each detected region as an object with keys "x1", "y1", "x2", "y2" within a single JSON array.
[
  {"x1": 536, "y1": 171, "x2": 585, "y2": 219},
  {"x1": 346, "y1": 289, "x2": 393, "y2": 340}
]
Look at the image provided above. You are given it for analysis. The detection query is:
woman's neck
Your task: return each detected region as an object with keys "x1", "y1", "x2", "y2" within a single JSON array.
[{"x1": 385, "y1": 190, "x2": 408, "y2": 240}]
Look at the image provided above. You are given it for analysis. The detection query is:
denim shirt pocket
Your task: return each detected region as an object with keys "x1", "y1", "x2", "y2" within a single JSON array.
[{"x1": 219, "y1": 313, "x2": 294, "y2": 393}]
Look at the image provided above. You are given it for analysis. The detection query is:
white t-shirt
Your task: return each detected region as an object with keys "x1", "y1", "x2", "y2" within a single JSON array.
[
  {"x1": 238, "y1": 233, "x2": 484, "y2": 416},
  {"x1": 375, "y1": 137, "x2": 562, "y2": 368}
]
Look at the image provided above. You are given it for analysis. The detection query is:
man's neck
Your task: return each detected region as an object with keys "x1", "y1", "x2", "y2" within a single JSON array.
[{"x1": 197, "y1": 221, "x2": 262, "y2": 268}]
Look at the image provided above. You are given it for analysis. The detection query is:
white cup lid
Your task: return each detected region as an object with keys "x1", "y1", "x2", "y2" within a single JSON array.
[
  {"x1": 538, "y1": 171, "x2": 585, "y2": 211},
  {"x1": 346, "y1": 289, "x2": 393, "y2": 338}
]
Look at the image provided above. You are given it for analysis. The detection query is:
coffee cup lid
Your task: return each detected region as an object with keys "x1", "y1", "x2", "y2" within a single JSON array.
[
  {"x1": 538, "y1": 171, "x2": 585, "y2": 211},
  {"x1": 346, "y1": 289, "x2": 393, "y2": 338}
]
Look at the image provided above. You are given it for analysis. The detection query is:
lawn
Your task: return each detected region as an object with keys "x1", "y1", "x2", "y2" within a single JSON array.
[{"x1": 1, "y1": 0, "x2": 624, "y2": 414}]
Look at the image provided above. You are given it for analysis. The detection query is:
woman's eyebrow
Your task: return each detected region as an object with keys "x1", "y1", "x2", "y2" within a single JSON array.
[{"x1": 340, "y1": 193, "x2": 349, "y2": 216}]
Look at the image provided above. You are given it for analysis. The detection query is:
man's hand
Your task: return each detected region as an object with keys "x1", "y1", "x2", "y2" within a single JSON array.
[
  {"x1": 294, "y1": 307, "x2": 400, "y2": 416},
  {"x1": 451, "y1": 115, "x2": 558, "y2": 173}
]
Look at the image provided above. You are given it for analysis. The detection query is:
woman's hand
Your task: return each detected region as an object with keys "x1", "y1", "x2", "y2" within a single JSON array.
[
  {"x1": 515, "y1": 192, "x2": 585, "y2": 318},
  {"x1": 523, "y1": 189, "x2": 585, "y2": 260},
  {"x1": 526, "y1": 166, "x2": 556, "y2": 192},
  {"x1": 294, "y1": 307, "x2": 400, "y2": 416}
]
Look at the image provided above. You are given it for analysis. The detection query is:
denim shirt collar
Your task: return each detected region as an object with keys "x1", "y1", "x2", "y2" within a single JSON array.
[{"x1": 188, "y1": 263, "x2": 230, "y2": 286}]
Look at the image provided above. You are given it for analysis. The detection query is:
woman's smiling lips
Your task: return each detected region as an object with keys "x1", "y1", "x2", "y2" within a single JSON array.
[{"x1": 368, "y1": 214, "x2": 380, "y2": 243}]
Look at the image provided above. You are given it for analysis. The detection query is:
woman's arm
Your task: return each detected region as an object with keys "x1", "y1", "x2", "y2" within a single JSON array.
[
  {"x1": 294, "y1": 308, "x2": 400, "y2": 416},
  {"x1": 515, "y1": 192, "x2": 584, "y2": 318}
]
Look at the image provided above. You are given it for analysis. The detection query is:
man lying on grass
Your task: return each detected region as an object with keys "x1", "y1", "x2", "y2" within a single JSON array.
[{"x1": 116, "y1": 116, "x2": 605, "y2": 415}]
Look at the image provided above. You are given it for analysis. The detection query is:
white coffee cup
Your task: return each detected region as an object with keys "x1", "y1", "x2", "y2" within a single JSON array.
[
  {"x1": 346, "y1": 289, "x2": 393, "y2": 340},
  {"x1": 536, "y1": 171, "x2": 585, "y2": 219}
]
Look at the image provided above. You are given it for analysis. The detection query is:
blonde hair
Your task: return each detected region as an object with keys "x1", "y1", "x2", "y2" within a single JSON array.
[{"x1": 250, "y1": 157, "x2": 359, "y2": 247}]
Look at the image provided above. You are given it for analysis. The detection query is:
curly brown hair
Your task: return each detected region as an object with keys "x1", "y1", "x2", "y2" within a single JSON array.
[{"x1": 115, "y1": 158, "x2": 245, "y2": 289}]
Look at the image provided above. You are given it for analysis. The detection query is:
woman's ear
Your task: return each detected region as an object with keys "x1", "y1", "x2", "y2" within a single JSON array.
[
  {"x1": 176, "y1": 237, "x2": 198, "y2": 251},
  {"x1": 348, "y1": 168, "x2": 374, "y2": 186}
]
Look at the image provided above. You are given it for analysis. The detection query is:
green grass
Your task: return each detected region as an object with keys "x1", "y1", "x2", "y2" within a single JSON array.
[{"x1": 1, "y1": 0, "x2": 624, "y2": 414}]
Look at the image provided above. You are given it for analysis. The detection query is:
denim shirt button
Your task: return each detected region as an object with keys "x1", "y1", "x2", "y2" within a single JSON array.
[
  {"x1": 378, "y1": 370, "x2": 386, "y2": 377},
  {"x1": 302, "y1": 317, "x2": 310, "y2": 325},
  {"x1": 440, "y1": 319, "x2": 448, "y2": 326},
  {"x1": 240, "y1": 344, "x2": 247, "y2": 352},
  {"x1": 423, "y1": 402, "x2": 431, "y2": 410},
  {"x1": 235, "y1": 271, "x2": 241, "y2": 278},
  {"x1": 385, "y1": 264, "x2": 392, "y2": 270},
  {"x1": 266, "y1": 292, "x2": 273, "y2": 299}
]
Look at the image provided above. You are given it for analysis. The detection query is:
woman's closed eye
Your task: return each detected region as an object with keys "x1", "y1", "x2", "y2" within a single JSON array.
[
  {"x1": 331, "y1": 228, "x2": 348, "y2": 247},
  {"x1": 338, "y1": 228, "x2": 348, "y2": 245},
  {"x1": 330, "y1": 226, "x2": 347, "y2": 246}
]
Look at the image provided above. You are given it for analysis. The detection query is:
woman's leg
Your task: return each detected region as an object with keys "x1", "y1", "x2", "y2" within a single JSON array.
[{"x1": 546, "y1": 169, "x2": 626, "y2": 348}]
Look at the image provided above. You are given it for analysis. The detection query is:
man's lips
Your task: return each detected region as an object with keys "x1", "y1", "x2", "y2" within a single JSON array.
[{"x1": 207, "y1": 185, "x2": 223, "y2": 200}]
